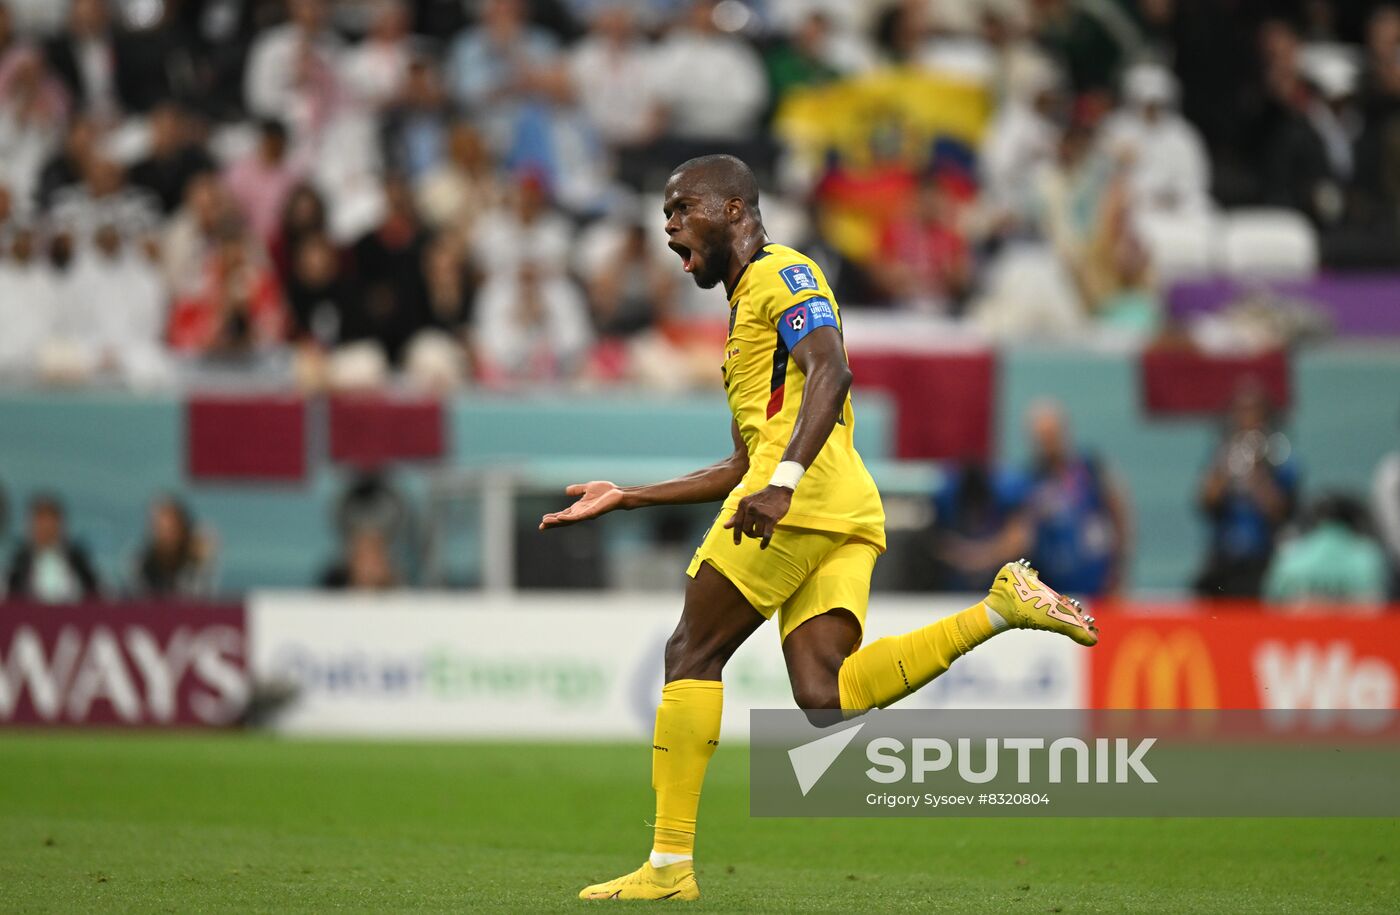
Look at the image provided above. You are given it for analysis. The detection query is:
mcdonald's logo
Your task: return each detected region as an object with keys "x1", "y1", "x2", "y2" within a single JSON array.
[{"x1": 1106, "y1": 628, "x2": 1219, "y2": 709}]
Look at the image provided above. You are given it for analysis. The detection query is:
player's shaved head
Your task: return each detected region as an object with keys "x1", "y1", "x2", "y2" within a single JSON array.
[{"x1": 668, "y1": 154, "x2": 760, "y2": 213}]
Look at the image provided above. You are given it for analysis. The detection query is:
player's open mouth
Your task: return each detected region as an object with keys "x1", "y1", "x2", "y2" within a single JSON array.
[{"x1": 669, "y1": 241, "x2": 695, "y2": 273}]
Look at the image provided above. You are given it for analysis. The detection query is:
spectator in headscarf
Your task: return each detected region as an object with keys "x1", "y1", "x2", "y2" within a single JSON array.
[
  {"x1": 0, "y1": 43, "x2": 70, "y2": 210},
  {"x1": 473, "y1": 259, "x2": 591, "y2": 385},
  {"x1": 244, "y1": 0, "x2": 345, "y2": 128},
  {"x1": 1100, "y1": 63, "x2": 1212, "y2": 217}
]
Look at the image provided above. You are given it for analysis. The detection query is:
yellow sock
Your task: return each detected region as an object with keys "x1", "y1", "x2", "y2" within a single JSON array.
[
  {"x1": 837, "y1": 602, "x2": 1000, "y2": 714},
  {"x1": 651, "y1": 679, "x2": 723, "y2": 856}
]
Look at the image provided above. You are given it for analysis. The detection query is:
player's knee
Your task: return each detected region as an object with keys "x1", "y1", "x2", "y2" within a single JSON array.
[
  {"x1": 663, "y1": 629, "x2": 690, "y2": 679},
  {"x1": 791, "y1": 677, "x2": 841, "y2": 712},
  {"x1": 664, "y1": 626, "x2": 727, "y2": 681}
]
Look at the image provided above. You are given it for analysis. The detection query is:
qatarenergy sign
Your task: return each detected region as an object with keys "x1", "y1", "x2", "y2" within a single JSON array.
[
  {"x1": 750, "y1": 709, "x2": 1400, "y2": 817},
  {"x1": 244, "y1": 593, "x2": 1084, "y2": 738}
]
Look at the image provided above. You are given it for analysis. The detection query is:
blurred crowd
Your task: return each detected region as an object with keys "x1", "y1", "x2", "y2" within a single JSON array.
[{"x1": 0, "y1": 0, "x2": 1398, "y2": 393}]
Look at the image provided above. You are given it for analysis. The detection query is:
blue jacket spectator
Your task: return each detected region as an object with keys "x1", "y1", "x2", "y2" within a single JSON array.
[
  {"x1": 926, "y1": 462, "x2": 1033, "y2": 592},
  {"x1": 1022, "y1": 400, "x2": 1132, "y2": 597},
  {"x1": 1195, "y1": 385, "x2": 1300, "y2": 598}
]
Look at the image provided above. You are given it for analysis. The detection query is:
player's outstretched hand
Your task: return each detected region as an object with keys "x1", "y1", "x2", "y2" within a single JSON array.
[
  {"x1": 539, "y1": 481, "x2": 626, "y2": 530},
  {"x1": 724, "y1": 485, "x2": 792, "y2": 549}
]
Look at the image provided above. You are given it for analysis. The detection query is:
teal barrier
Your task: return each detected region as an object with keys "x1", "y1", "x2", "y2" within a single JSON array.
[
  {"x1": 1293, "y1": 349, "x2": 1399, "y2": 491},
  {"x1": 448, "y1": 389, "x2": 895, "y2": 464}
]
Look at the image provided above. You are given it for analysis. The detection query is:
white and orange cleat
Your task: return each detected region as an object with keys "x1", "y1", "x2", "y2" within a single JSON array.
[{"x1": 986, "y1": 559, "x2": 1099, "y2": 647}]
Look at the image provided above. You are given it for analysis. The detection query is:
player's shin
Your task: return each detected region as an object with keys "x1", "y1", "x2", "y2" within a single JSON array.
[
  {"x1": 836, "y1": 601, "x2": 1005, "y2": 715},
  {"x1": 650, "y1": 679, "x2": 723, "y2": 862}
]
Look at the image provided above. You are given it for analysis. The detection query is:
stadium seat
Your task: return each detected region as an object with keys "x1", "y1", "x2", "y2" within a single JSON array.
[
  {"x1": 1220, "y1": 209, "x2": 1320, "y2": 280},
  {"x1": 1134, "y1": 209, "x2": 1221, "y2": 283}
]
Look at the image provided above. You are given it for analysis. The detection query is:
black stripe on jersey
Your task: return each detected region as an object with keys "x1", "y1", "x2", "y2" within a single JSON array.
[
  {"x1": 763, "y1": 334, "x2": 847, "y2": 425},
  {"x1": 766, "y1": 330, "x2": 788, "y2": 420}
]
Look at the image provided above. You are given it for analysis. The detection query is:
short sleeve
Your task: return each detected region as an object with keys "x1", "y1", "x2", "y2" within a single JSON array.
[{"x1": 751, "y1": 258, "x2": 840, "y2": 348}]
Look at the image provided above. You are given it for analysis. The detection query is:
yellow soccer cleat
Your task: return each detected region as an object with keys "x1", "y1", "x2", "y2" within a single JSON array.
[
  {"x1": 578, "y1": 861, "x2": 700, "y2": 901},
  {"x1": 987, "y1": 559, "x2": 1099, "y2": 647}
]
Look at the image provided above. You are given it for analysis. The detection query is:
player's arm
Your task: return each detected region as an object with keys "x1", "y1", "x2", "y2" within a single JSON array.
[
  {"x1": 726, "y1": 325, "x2": 849, "y2": 548},
  {"x1": 622, "y1": 419, "x2": 750, "y2": 508},
  {"x1": 538, "y1": 421, "x2": 748, "y2": 530}
]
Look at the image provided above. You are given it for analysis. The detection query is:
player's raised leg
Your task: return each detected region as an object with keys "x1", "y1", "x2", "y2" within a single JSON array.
[
  {"x1": 838, "y1": 559, "x2": 1096, "y2": 714},
  {"x1": 785, "y1": 560, "x2": 1098, "y2": 717},
  {"x1": 578, "y1": 562, "x2": 763, "y2": 901}
]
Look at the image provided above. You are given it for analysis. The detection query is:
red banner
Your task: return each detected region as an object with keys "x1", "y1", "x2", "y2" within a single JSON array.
[
  {"x1": 0, "y1": 603, "x2": 248, "y2": 727},
  {"x1": 1139, "y1": 349, "x2": 1290, "y2": 415},
  {"x1": 186, "y1": 395, "x2": 306, "y2": 481},
  {"x1": 1089, "y1": 613, "x2": 1400, "y2": 710},
  {"x1": 848, "y1": 350, "x2": 994, "y2": 460},
  {"x1": 328, "y1": 394, "x2": 445, "y2": 468}
]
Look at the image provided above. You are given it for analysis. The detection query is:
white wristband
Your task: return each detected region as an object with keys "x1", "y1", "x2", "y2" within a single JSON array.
[{"x1": 769, "y1": 461, "x2": 806, "y2": 491}]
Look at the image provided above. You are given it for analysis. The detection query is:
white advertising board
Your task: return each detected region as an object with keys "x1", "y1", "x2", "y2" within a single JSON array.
[{"x1": 249, "y1": 592, "x2": 1086, "y2": 739}]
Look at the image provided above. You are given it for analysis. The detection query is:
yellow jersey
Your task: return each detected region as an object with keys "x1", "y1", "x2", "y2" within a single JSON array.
[{"x1": 720, "y1": 243, "x2": 886, "y2": 550}]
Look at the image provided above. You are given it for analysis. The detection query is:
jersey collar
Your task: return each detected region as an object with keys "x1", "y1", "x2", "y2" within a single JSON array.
[{"x1": 727, "y1": 244, "x2": 773, "y2": 303}]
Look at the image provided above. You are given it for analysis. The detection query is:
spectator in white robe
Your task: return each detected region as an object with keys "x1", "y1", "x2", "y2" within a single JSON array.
[
  {"x1": 0, "y1": 224, "x2": 54, "y2": 376},
  {"x1": 473, "y1": 260, "x2": 592, "y2": 385},
  {"x1": 1100, "y1": 63, "x2": 1212, "y2": 217}
]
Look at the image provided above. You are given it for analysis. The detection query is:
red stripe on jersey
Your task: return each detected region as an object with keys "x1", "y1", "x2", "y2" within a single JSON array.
[{"x1": 766, "y1": 384, "x2": 785, "y2": 419}]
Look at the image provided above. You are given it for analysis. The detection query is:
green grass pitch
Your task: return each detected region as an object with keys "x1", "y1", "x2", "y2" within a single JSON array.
[{"x1": 1, "y1": 733, "x2": 1396, "y2": 913}]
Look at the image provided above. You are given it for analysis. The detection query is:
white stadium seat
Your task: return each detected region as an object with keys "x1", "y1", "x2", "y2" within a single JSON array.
[
  {"x1": 1134, "y1": 209, "x2": 1222, "y2": 283},
  {"x1": 1220, "y1": 208, "x2": 1320, "y2": 280}
]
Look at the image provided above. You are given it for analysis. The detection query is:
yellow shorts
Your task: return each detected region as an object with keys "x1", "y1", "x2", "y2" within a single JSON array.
[{"x1": 686, "y1": 518, "x2": 880, "y2": 644}]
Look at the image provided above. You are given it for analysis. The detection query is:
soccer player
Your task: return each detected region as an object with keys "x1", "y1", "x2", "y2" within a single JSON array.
[{"x1": 539, "y1": 155, "x2": 1099, "y2": 901}]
